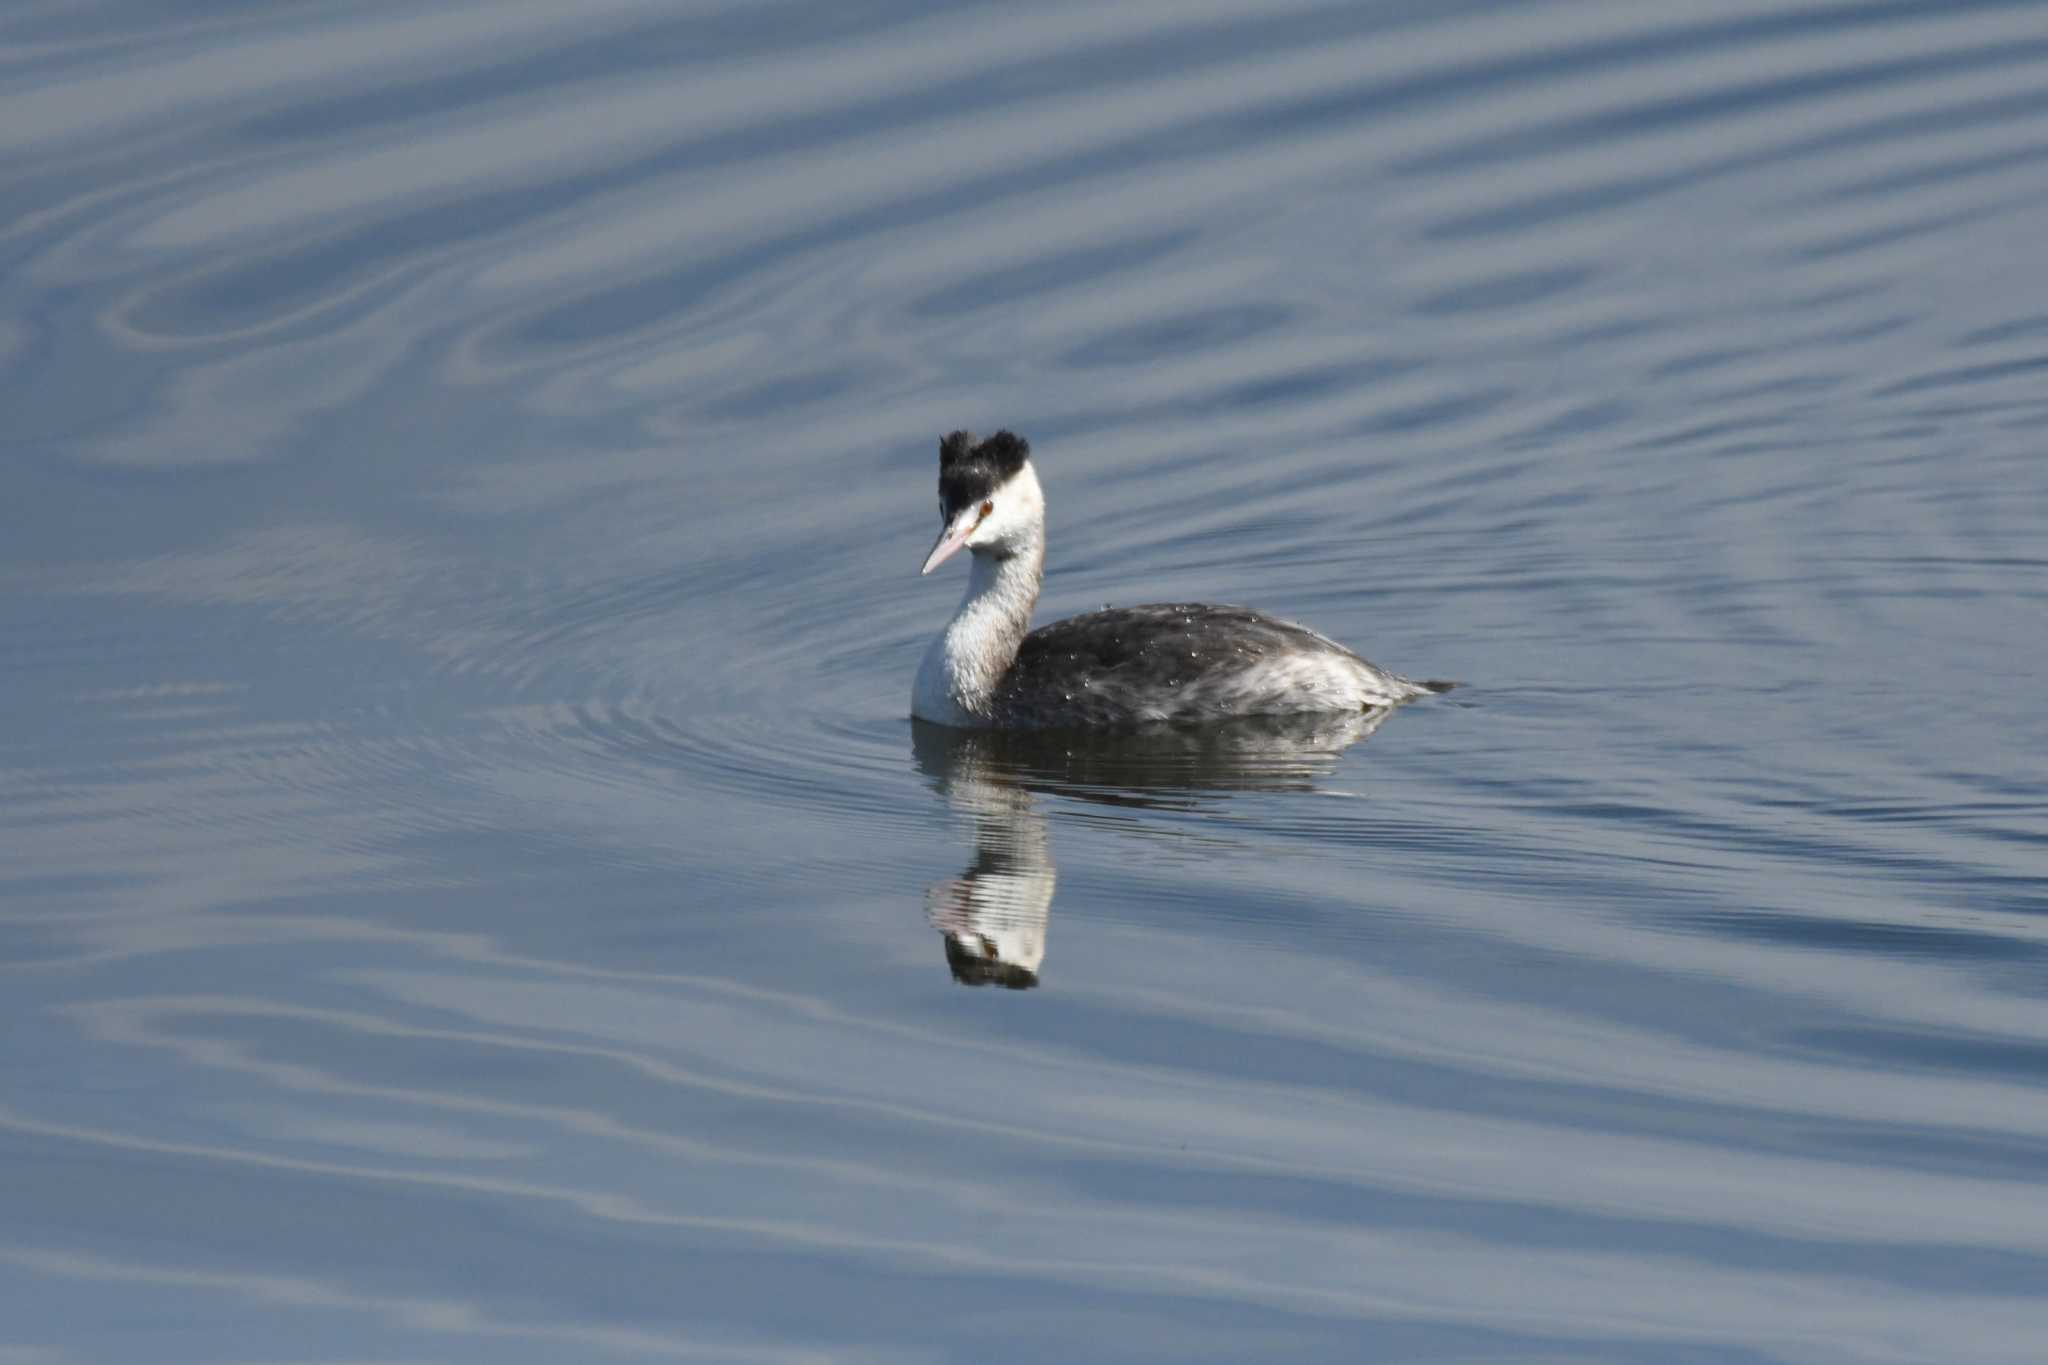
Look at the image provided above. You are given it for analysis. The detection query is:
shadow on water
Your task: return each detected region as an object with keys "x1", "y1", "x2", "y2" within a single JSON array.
[{"x1": 910, "y1": 708, "x2": 1398, "y2": 989}]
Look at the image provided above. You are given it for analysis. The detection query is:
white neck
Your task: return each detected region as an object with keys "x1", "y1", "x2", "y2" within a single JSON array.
[{"x1": 913, "y1": 538, "x2": 1043, "y2": 726}]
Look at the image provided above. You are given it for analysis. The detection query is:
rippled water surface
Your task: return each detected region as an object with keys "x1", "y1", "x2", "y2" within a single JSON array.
[{"x1": 7, "y1": 2, "x2": 2048, "y2": 1360}]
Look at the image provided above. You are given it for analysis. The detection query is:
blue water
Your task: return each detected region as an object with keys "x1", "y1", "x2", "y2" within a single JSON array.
[{"x1": 6, "y1": 2, "x2": 2048, "y2": 1361}]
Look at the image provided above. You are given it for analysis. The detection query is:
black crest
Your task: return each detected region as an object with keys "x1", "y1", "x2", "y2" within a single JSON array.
[
  {"x1": 943, "y1": 935, "x2": 1040, "y2": 989},
  {"x1": 937, "y1": 429, "x2": 1031, "y2": 518}
]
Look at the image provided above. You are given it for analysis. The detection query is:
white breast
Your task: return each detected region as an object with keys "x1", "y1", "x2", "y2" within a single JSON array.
[{"x1": 913, "y1": 632, "x2": 985, "y2": 727}]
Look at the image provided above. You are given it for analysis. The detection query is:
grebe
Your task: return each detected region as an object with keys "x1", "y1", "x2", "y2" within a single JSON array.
[{"x1": 912, "y1": 430, "x2": 1450, "y2": 730}]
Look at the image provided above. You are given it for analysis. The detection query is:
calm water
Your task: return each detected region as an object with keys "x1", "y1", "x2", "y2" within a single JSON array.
[{"x1": 6, "y1": 1, "x2": 2048, "y2": 1360}]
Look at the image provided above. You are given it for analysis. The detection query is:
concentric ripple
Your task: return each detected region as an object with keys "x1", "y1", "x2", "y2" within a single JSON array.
[{"x1": 5, "y1": 0, "x2": 2048, "y2": 1361}]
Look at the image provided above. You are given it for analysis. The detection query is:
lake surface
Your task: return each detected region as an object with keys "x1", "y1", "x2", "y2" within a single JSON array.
[{"x1": 6, "y1": 1, "x2": 2048, "y2": 1360}]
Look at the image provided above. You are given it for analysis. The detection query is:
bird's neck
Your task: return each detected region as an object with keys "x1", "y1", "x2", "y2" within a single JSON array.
[{"x1": 925, "y1": 538, "x2": 1043, "y2": 720}]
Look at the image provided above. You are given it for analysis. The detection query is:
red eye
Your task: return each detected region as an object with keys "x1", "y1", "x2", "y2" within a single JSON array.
[{"x1": 979, "y1": 500, "x2": 993, "y2": 518}]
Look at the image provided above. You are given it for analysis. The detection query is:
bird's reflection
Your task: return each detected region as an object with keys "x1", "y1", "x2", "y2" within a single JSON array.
[{"x1": 911, "y1": 708, "x2": 1396, "y2": 989}]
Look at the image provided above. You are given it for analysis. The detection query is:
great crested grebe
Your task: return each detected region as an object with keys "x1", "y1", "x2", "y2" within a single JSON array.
[{"x1": 912, "y1": 430, "x2": 1450, "y2": 729}]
